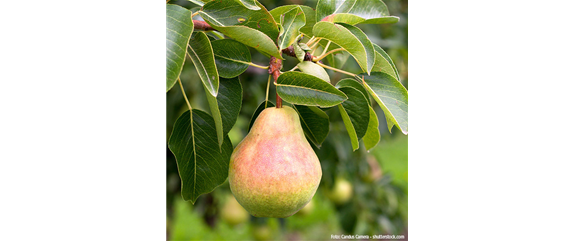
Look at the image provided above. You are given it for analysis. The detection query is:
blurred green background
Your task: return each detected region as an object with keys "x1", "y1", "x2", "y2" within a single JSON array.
[{"x1": 166, "y1": 0, "x2": 408, "y2": 240}]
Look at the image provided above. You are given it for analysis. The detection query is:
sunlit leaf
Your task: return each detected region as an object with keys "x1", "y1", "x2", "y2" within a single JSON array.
[
  {"x1": 297, "y1": 61, "x2": 330, "y2": 83},
  {"x1": 277, "y1": 6, "x2": 306, "y2": 50},
  {"x1": 276, "y1": 71, "x2": 347, "y2": 107},
  {"x1": 373, "y1": 43, "x2": 400, "y2": 81},
  {"x1": 316, "y1": 0, "x2": 399, "y2": 25},
  {"x1": 166, "y1": 4, "x2": 193, "y2": 92},
  {"x1": 362, "y1": 106, "x2": 380, "y2": 150},
  {"x1": 359, "y1": 72, "x2": 408, "y2": 134},
  {"x1": 234, "y1": 0, "x2": 261, "y2": 10},
  {"x1": 187, "y1": 32, "x2": 219, "y2": 96},
  {"x1": 270, "y1": 5, "x2": 316, "y2": 37}
]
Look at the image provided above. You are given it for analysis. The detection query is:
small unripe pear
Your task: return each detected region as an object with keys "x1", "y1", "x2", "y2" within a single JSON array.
[
  {"x1": 252, "y1": 225, "x2": 273, "y2": 241},
  {"x1": 220, "y1": 194, "x2": 249, "y2": 226},
  {"x1": 229, "y1": 106, "x2": 322, "y2": 218},
  {"x1": 328, "y1": 178, "x2": 353, "y2": 205},
  {"x1": 297, "y1": 198, "x2": 315, "y2": 216}
]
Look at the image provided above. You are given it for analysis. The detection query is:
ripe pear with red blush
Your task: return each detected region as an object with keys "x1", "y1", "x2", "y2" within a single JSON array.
[{"x1": 229, "y1": 106, "x2": 322, "y2": 218}]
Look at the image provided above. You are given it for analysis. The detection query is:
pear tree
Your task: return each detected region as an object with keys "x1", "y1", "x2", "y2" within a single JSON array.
[{"x1": 166, "y1": 0, "x2": 408, "y2": 222}]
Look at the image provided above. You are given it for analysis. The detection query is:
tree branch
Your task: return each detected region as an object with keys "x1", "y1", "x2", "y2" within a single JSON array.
[
  {"x1": 268, "y1": 56, "x2": 283, "y2": 108},
  {"x1": 193, "y1": 20, "x2": 215, "y2": 31}
]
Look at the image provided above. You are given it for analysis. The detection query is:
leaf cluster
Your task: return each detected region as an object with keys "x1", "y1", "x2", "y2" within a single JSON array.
[{"x1": 166, "y1": 0, "x2": 407, "y2": 204}]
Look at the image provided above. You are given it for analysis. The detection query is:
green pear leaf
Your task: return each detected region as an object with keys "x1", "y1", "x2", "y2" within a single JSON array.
[
  {"x1": 335, "y1": 78, "x2": 369, "y2": 103},
  {"x1": 293, "y1": 42, "x2": 306, "y2": 62},
  {"x1": 316, "y1": 0, "x2": 399, "y2": 25},
  {"x1": 276, "y1": 71, "x2": 347, "y2": 108},
  {"x1": 313, "y1": 22, "x2": 375, "y2": 74},
  {"x1": 293, "y1": 105, "x2": 330, "y2": 148},
  {"x1": 199, "y1": 0, "x2": 281, "y2": 58},
  {"x1": 168, "y1": 110, "x2": 234, "y2": 204},
  {"x1": 204, "y1": 77, "x2": 243, "y2": 147},
  {"x1": 166, "y1": 4, "x2": 193, "y2": 92},
  {"x1": 187, "y1": 32, "x2": 219, "y2": 96},
  {"x1": 270, "y1": 5, "x2": 316, "y2": 37},
  {"x1": 234, "y1": 0, "x2": 261, "y2": 10},
  {"x1": 211, "y1": 39, "x2": 252, "y2": 78},
  {"x1": 297, "y1": 61, "x2": 330, "y2": 83},
  {"x1": 337, "y1": 86, "x2": 370, "y2": 151},
  {"x1": 200, "y1": 0, "x2": 277, "y2": 39},
  {"x1": 359, "y1": 72, "x2": 408, "y2": 134},
  {"x1": 186, "y1": 0, "x2": 211, "y2": 6},
  {"x1": 277, "y1": 6, "x2": 306, "y2": 50},
  {"x1": 372, "y1": 43, "x2": 400, "y2": 81},
  {"x1": 362, "y1": 106, "x2": 380, "y2": 151}
]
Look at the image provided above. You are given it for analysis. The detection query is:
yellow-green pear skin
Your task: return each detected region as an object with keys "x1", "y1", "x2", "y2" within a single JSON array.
[{"x1": 229, "y1": 106, "x2": 322, "y2": 218}]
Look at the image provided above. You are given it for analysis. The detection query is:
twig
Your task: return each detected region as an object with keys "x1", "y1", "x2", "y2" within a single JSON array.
[
  {"x1": 314, "y1": 48, "x2": 344, "y2": 62},
  {"x1": 193, "y1": 20, "x2": 215, "y2": 31},
  {"x1": 316, "y1": 62, "x2": 357, "y2": 77},
  {"x1": 268, "y1": 56, "x2": 283, "y2": 108}
]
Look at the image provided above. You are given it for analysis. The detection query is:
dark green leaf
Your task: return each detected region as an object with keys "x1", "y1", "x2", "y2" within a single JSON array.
[
  {"x1": 359, "y1": 72, "x2": 408, "y2": 134},
  {"x1": 211, "y1": 39, "x2": 252, "y2": 78},
  {"x1": 362, "y1": 106, "x2": 380, "y2": 150},
  {"x1": 313, "y1": 22, "x2": 375, "y2": 74},
  {"x1": 205, "y1": 77, "x2": 243, "y2": 147},
  {"x1": 316, "y1": 0, "x2": 399, "y2": 25},
  {"x1": 277, "y1": 6, "x2": 306, "y2": 50},
  {"x1": 293, "y1": 105, "x2": 329, "y2": 147},
  {"x1": 337, "y1": 87, "x2": 370, "y2": 151},
  {"x1": 270, "y1": 5, "x2": 316, "y2": 37},
  {"x1": 276, "y1": 71, "x2": 347, "y2": 107},
  {"x1": 166, "y1": 4, "x2": 193, "y2": 92},
  {"x1": 248, "y1": 101, "x2": 275, "y2": 131},
  {"x1": 335, "y1": 78, "x2": 369, "y2": 102},
  {"x1": 168, "y1": 110, "x2": 234, "y2": 204},
  {"x1": 188, "y1": 32, "x2": 219, "y2": 96}
]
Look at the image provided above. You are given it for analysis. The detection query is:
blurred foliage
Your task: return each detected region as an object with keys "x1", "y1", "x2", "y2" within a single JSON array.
[{"x1": 167, "y1": 0, "x2": 407, "y2": 240}]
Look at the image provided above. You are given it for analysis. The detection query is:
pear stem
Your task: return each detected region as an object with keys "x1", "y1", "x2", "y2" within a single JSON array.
[{"x1": 269, "y1": 56, "x2": 283, "y2": 108}]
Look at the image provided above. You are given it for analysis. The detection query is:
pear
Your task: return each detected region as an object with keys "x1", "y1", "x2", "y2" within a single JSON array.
[
  {"x1": 327, "y1": 178, "x2": 353, "y2": 205},
  {"x1": 229, "y1": 106, "x2": 322, "y2": 218}
]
